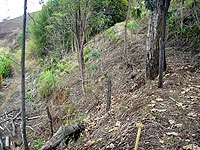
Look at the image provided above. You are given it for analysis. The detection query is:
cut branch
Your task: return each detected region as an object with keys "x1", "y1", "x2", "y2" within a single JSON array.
[{"x1": 40, "y1": 123, "x2": 84, "y2": 150}]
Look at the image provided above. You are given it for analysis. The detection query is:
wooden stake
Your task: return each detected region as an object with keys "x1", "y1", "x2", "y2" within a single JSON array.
[
  {"x1": 106, "y1": 77, "x2": 111, "y2": 112},
  {"x1": 158, "y1": 37, "x2": 164, "y2": 88},
  {"x1": 134, "y1": 122, "x2": 143, "y2": 150}
]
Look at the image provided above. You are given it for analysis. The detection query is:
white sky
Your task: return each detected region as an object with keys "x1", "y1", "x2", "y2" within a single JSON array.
[{"x1": 0, "y1": 0, "x2": 47, "y2": 22}]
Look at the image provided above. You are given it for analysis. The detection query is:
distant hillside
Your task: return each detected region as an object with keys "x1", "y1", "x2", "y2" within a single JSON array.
[{"x1": 0, "y1": 13, "x2": 35, "y2": 47}]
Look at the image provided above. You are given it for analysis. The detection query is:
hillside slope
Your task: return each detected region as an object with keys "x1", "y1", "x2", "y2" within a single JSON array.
[{"x1": 0, "y1": 18, "x2": 199, "y2": 150}]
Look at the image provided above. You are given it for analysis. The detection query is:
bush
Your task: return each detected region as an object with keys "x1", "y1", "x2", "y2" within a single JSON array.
[
  {"x1": 0, "y1": 54, "x2": 13, "y2": 78},
  {"x1": 37, "y1": 70, "x2": 56, "y2": 98}
]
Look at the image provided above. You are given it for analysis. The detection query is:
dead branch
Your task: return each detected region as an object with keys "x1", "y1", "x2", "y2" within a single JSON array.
[
  {"x1": 27, "y1": 115, "x2": 42, "y2": 120},
  {"x1": 40, "y1": 123, "x2": 84, "y2": 150},
  {"x1": 11, "y1": 119, "x2": 16, "y2": 138},
  {"x1": 13, "y1": 110, "x2": 22, "y2": 120},
  {"x1": 5, "y1": 136, "x2": 10, "y2": 149}
]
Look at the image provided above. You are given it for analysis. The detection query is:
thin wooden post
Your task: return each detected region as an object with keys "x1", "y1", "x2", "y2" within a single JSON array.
[
  {"x1": 0, "y1": 131, "x2": 5, "y2": 150},
  {"x1": 46, "y1": 106, "x2": 53, "y2": 137},
  {"x1": 21, "y1": 0, "x2": 29, "y2": 149},
  {"x1": 158, "y1": 38, "x2": 164, "y2": 88},
  {"x1": 106, "y1": 77, "x2": 111, "y2": 112}
]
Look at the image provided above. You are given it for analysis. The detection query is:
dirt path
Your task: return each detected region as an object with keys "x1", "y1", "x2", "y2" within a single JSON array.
[{"x1": 0, "y1": 68, "x2": 19, "y2": 113}]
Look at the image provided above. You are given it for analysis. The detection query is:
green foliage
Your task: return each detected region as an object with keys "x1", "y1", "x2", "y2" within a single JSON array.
[
  {"x1": 38, "y1": 70, "x2": 55, "y2": 98},
  {"x1": 29, "y1": 6, "x2": 49, "y2": 56},
  {"x1": 0, "y1": 53, "x2": 13, "y2": 78},
  {"x1": 88, "y1": 64, "x2": 99, "y2": 71},
  {"x1": 38, "y1": 56, "x2": 69, "y2": 98},
  {"x1": 84, "y1": 47, "x2": 91, "y2": 56},
  {"x1": 29, "y1": 0, "x2": 128, "y2": 57},
  {"x1": 131, "y1": 7, "x2": 142, "y2": 19},
  {"x1": 33, "y1": 138, "x2": 44, "y2": 150},
  {"x1": 40, "y1": 57, "x2": 68, "y2": 77},
  {"x1": 127, "y1": 21, "x2": 140, "y2": 32},
  {"x1": 16, "y1": 28, "x2": 29, "y2": 46},
  {"x1": 84, "y1": 47, "x2": 92, "y2": 63},
  {"x1": 90, "y1": 50, "x2": 99, "y2": 59},
  {"x1": 103, "y1": 72, "x2": 108, "y2": 78},
  {"x1": 167, "y1": 3, "x2": 200, "y2": 53},
  {"x1": 104, "y1": 27, "x2": 115, "y2": 36},
  {"x1": 145, "y1": 0, "x2": 155, "y2": 11}
]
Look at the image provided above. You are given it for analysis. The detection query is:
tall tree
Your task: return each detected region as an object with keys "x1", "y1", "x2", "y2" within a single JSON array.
[
  {"x1": 21, "y1": 0, "x2": 29, "y2": 149},
  {"x1": 145, "y1": 0, "x2": 171, "y2": 80}
]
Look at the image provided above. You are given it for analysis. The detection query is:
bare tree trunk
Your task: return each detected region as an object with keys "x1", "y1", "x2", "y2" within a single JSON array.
[
  {"x1": 21, "y1": 0, "x2": 29, "y2": 149},
  {"x1": 124, "y1": 0, "x2": 131, "y2": 63},
  {"x1": 73, "y1": 0, "x2": 90, "y2": 95},
  {"x1": 180, "y1": 0, "x2": 184, "y2": 36},
  {"x1": 194, "y1": 0, "x2": 199, "y2": 23},
  {"x1": 146, "y1": 0, "x2": 170, "y2": 80}
]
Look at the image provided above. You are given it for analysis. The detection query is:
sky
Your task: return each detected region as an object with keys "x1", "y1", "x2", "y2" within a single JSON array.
[{"x1": 0, "y1": 0, "x2": 47, "y2": 22}]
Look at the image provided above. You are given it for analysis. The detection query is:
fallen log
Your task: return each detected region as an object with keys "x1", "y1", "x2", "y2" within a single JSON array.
[{"x1": 40, "y1": 123, "x2": 84, "y2": 150}]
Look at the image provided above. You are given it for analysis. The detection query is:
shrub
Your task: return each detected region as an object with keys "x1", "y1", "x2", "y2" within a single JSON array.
[
  {"x1": 37, "y1": 70, "x2": 56, "y2": 98},
  {"x1": 104, "y1": 27, "x2": 115, "y2": 36},
  {"x1": 0, "y1": 53, "x2": 13, "y2": 78}
]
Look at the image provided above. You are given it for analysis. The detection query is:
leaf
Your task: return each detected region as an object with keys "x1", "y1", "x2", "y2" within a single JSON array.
[
  {"x1": 84, "y1": 140, "x2": 95, "y2": 147},
  {"x1": 183, "y1": 144, "x2": 200, "y2": 150},
  {"x1": 188, "y1": 112, "x2": 197, "y2": 117},
  {"x1": 159, "y1": 139, "x2": 164, "y2": 144},
  {"x1": 109, "y1": 143, "x2": 115, "y2": 149},
  {"x1": 108, "y1": 126, "x2": 120, "y2": 133},
  {"x1": 166, "y1": 132, "x2": 179, "y2": 136},
  {"x1": 169, "y1": 120, "x2": 175, "y2": 124},
  {"x1": 116, "y1": 121, "x2": 121, "y2": 127},
  {"x1": 175, "y1": 124, "x2": 183, "y2": 127},
  {"x1": 151, "y1": 109, "x2": 166, "y2": 112},
  {"x1": 156, "y1": 97, "x2": 163, "y2": 101}
]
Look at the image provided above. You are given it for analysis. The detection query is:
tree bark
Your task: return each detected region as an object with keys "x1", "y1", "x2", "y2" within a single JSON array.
[
  {"x1": 124, "y1": 0, "x2": 131, "y2": 62},
  {"x1": 21, "y1": 0, "x2": 29, "y2": 149},
  {"x1": 146, "y1": 0, "x2": 171, "y2": 80}
]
